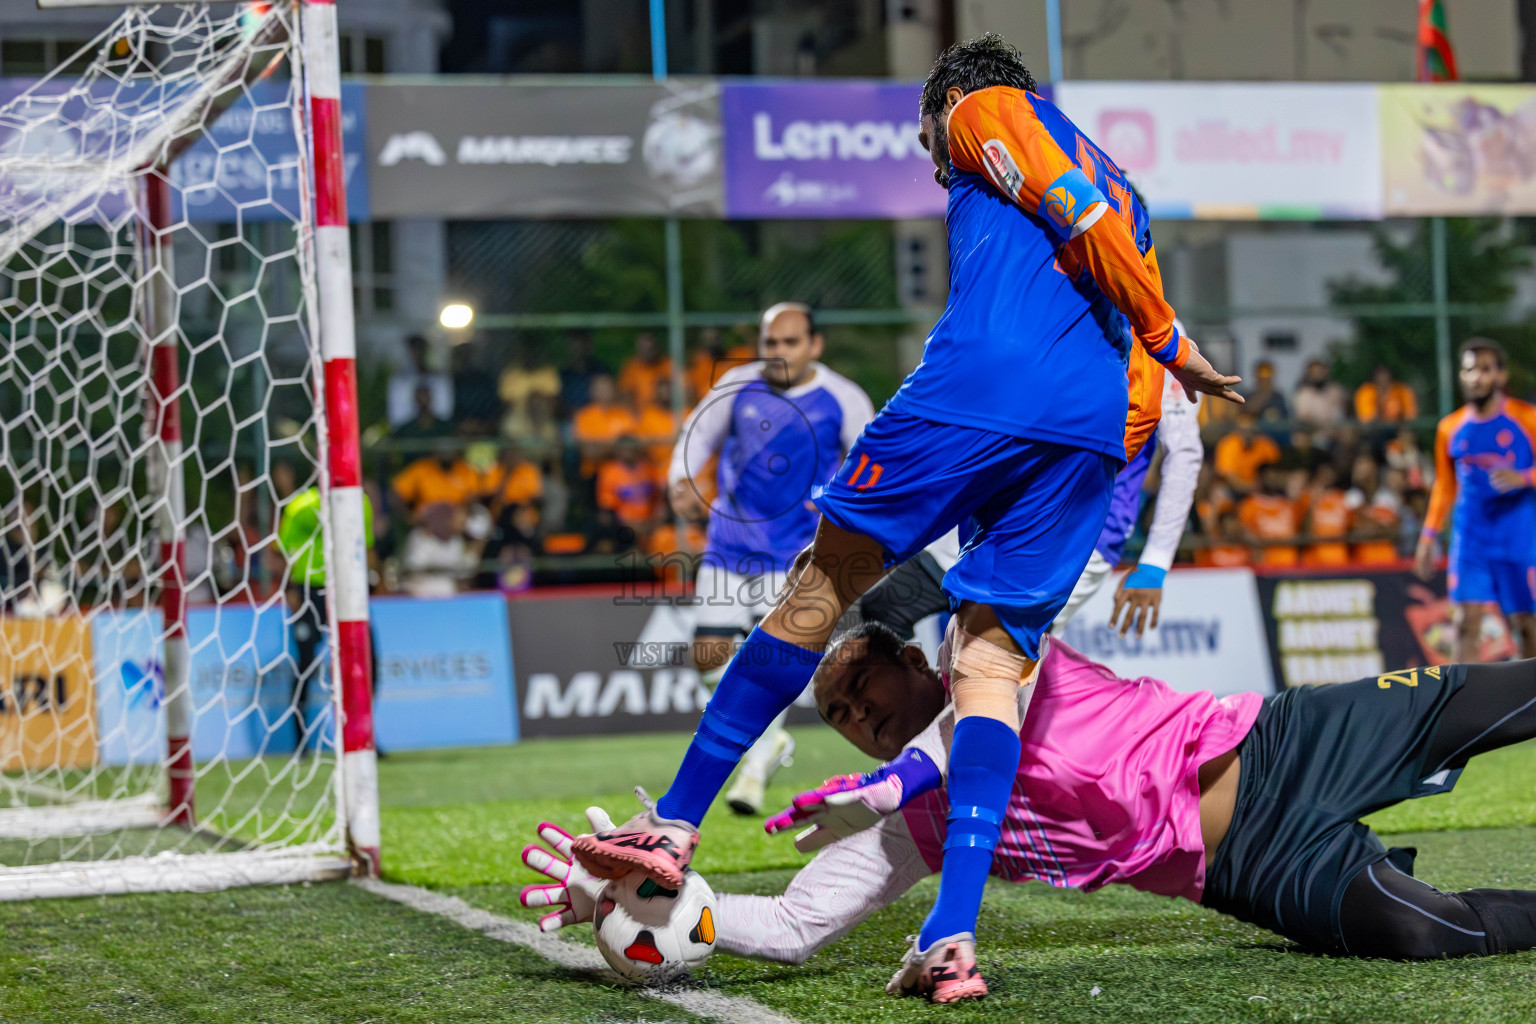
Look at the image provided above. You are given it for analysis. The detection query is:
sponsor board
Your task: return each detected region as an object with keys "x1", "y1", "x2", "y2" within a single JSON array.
[
  {"x1": 366, "y1": 79, "x2": 722, "y2": 218},
  {"x1": 720, "y1": 80, "x2": 942, "y2": 219},
  {"x1": 1055, "y1": 82, "x2": 1382, "y2": 219},
  {"x1": 1054, "y1": 567, "x2": 1275, "y2": 697},
  {"x1": 508, "y1": 587, "x2": 818, "y2": 738},
  {"x1": 0, "y1": 617, "x2": 95, "y2": 770},
  {"x1": 1379, "y1": 84, "x2": 1536, "y2": 216},
  {"x1": 90, "y1": 594, "x2": 518, "y2": 764},
  {"x1": 1253, "y1": 565, "x2": 1469, "y2": 688}
]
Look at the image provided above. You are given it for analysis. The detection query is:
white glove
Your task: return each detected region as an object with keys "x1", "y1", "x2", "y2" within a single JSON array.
[{"x1": 519, "y1": 806, "x2": 613, "y2": 932}]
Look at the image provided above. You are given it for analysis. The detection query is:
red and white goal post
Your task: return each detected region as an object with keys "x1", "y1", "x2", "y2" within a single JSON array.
[{"x1": 0, "y1": 0, "x2": 378, "y2": 898}]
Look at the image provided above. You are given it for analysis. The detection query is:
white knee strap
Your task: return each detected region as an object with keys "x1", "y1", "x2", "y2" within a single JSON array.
[{"x1": 948, "y1": 627, "x2": 1039, "y2": 731}]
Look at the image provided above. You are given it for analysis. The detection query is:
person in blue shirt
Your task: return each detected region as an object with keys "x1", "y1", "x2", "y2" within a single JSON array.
[
  {"x1": 668, "y1": 302, "x2": 873, "y2": 814},
  {"x1": 574, "y1": 35, "x2": 1241, "y2": 1001}
]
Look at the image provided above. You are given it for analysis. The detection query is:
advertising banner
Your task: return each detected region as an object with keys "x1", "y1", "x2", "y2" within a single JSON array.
[
  {"x1": 1379, "y1": 84, "x2": 1536, "y2": 216},
  {"x1": 1053, "y1": 566, "x2": 1275, "y2": 697},
  {"x1": 365, "y1": 79, "x2": 722, "y2": 218},
  {"x1": 720, "y1": 80, "x2": 941, "y2": 219},
  {"x1": 0, "y1": 617, "x2": 96, "y2": 770},
  {"x1": 1252, "y1": 565, "x2": 1489, "y2": 689},
  {"x1": 1055, "y1": 82, "x2": 1382, "y2": 220},
  {"x1": 90, "y1": 593, "x2": 518, "y2": 764},
  {"x1": 507, "y1": 586, "x2": 819, "y2": 738},
  {"x1": 0, "y1": 78, "x2": 368, "y2": 224}
]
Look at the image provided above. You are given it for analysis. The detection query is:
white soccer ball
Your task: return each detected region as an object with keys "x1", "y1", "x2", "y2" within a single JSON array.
[{"x1": 592, "y1": 869, "x2": 717, "y2": 984}]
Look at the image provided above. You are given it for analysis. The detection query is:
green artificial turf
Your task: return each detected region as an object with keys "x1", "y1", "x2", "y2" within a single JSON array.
[{"x1": 0, "y1": 727, "x2": 1531, "y2": 1023}]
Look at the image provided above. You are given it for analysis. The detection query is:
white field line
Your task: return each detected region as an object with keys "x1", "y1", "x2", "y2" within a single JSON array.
[{"x1": 354, "y1": 877, "x2": 799, "y2": 1024}]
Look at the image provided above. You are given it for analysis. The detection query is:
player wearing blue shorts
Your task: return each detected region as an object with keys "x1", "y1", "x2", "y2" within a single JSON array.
[
  {"x1": 573, "y1": 35, "x2": 1241, "y2": 1001},
  {"x1": 1416, "y1": 338, "x2": 1536, "y2": 661},
  {"x1": 668, "y1": 302, "x2": 873, "y2": 814}
]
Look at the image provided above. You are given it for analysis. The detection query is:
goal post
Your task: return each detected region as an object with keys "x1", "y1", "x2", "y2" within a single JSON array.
[{"x1": 0, "y1": 0, "x2": 378, "y2": 897}]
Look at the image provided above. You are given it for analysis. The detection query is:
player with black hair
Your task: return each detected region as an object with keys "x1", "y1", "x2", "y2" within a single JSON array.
[{"x1": 1416, "y1": 337, "x2": 1536, "y2": 660}]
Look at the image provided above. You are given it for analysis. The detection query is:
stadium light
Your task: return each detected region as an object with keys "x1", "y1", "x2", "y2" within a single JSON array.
[{"x1": 439, "y1": 302, "x2": 474, "y2": 330}]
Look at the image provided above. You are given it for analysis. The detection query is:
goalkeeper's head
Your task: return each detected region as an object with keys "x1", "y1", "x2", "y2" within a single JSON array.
[
  {"x1": 812, "y1": 621, "x2": 946, "y2": 761},
  {"x1": 918, "y1": 33, "x2": 1036, "y2": 187}
]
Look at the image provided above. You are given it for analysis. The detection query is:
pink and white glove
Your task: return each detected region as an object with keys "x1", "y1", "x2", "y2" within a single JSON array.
[
  {"x1": 519, "y1": 806, "x2": 613, "y2": 932},
  {"x1": 764, "y1": 748, "x2": 941, "y2": 853}
]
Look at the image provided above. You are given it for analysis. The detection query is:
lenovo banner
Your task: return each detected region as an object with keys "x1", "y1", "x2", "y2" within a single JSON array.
[
  {"x1": 1252, "y1": 565, "x2": 1496, "y2": 689},
  {"x1": 507, "y1": 586, "x2": 819, "y2": 738},
  {"x1": 720, "y1": 80, "x2": 942, "y2": 219},
  {"x1": 1054, "y1": 566, "x2": 1275, "y2": 697},
  {"x1": 1054, "y1": 82, "x2": 1382, "y2": 220},
  {"x1": 365, "y1": 79, "x2": 723, "y2": 218}
]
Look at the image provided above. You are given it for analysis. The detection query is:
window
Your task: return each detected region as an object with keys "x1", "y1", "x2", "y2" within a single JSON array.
[
  {"x1": 349, "y1": 221, "x2": 395, "y2": 317},
  {"x1": 0, "y1": 38, "x2": 96, "y2": 75},
  {"x1": 337, "y1": 34, "x2": 388, "y2": 74}
]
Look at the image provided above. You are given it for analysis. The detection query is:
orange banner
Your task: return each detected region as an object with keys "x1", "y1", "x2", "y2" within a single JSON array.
[{"x1": 0, "y1": 617, "x2": 97, "y2": 771}]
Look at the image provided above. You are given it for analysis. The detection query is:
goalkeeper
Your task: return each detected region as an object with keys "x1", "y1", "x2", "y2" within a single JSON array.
[{"x1": 523, "y1": 623, "x2": 1536, "y2": 987}]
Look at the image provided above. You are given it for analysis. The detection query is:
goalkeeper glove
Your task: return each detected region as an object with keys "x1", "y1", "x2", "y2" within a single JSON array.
[{"x1": 764, "y1": 747, "x2": 941, "y2": 853}]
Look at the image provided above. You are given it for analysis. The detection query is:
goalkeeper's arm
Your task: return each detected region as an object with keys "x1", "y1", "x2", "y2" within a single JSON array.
[{"x1": 714, "y1": 813, "x2": 932, "y2": 964}]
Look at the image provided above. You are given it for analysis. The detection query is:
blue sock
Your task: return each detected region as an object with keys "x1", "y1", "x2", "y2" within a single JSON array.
[
  {"x1": 656, "y1": 627, "x2": 823, "y2": 826},
  {"x1": 918, "y1": 716, "x2": 1020, "y2": 948}
]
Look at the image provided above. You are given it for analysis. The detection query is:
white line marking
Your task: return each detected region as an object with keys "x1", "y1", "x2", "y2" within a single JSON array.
[{"x1": 355, "y1": 878, "x2": 799, "y2": 1024}]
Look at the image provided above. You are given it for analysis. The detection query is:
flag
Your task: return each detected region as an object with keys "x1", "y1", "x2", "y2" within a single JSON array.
[{"x1": 1417, "y1": 0, "x2": 1459, "y2": 82}]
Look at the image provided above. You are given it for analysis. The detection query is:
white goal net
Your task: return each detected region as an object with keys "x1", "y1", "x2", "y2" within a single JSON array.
[{"x1": 0, "y1": 2, "x2": 362, "y2": 897}]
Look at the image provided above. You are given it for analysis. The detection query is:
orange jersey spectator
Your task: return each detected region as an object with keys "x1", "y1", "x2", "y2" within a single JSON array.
[
  {"x1": 617, "y1": 332, "x2": 672, "y2": 407},
  {"x1": 1303, "y1": 487, "x2": 1351, "y2": 566},
  {"x1": 392, "y1": 455, "x2": 481, "y2": 513},
  {"x1": 573, "y1": 374, "x2": 638, "y2": 475},
  {"x1": 1214, "y1": 420, "x2": 1281, "y2": 490},
  {"x1": 1239, "y1": 469, "x2": 1300, "y2": 567},
  {"x1": 1354, "y1": 367, "x2": 1419, "y2": 423},
  {"x1": 598, "y1": 447, "x2": 661, "y2": 526},
  {"x1": 1195, "y1": 511, "x2": 1251, "y2": 567},
  {"x1": 483, "y1": 458, "x2": 543, "y2": 509},
  {"x1": 1352, "y1": 503, "x2": 1400, "y2": 564}
]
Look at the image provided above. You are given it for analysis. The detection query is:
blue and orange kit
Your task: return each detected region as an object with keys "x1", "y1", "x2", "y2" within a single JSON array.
[
  {"x1": 1425, "y1": 398, "x2": 1536, "y2": 563},
  {"x1": 884, "y1": 86, "x2": 1188, "y2": 462}
]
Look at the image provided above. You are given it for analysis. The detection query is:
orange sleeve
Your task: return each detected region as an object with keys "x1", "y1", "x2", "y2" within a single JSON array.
[
  {"x1": 1423, "y1": 413, "x2": 1460, "y2": 536},
  {"x1": 392, "y1": 463, "x2": 420, "y2": 506},
  {"x1": 1214, "y1": 436, "x2": 1237, "y2": 479},
  {"x1": 596, "y1": 464, "x2": 619, "y2": 511},
  {"x1": 1509, "y1": 401, "x2": 1536, "y2": 487},
  {"x1": 945, "y1": 88, "x2": 1188, "y2": 369},
  {"x1": 1354, "y1": 384, "x2": 1375, "y2": 422},
  {"x1": 1258, "y1": 436, "x2": 1281, "y2": 467},
  {"x1": 1399, "y1": 384, "x2": 1419, "y2": 420},
  {"x1": 1237, "y1": 497, "x2": 1258, "y2": 534}
]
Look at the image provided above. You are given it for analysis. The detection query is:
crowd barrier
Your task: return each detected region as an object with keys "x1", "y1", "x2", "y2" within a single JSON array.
[{"x1": 0, "y1": 566, "x2": 1484, "y2": 758}]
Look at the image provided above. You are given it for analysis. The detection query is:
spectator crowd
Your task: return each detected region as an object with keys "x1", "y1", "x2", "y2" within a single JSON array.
[{"x1": 362, "y1": 331, "x2": 1443, "y2": 595}]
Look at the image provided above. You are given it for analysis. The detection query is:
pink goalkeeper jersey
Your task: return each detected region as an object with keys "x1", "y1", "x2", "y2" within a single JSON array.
[{"x1": 901, "y1": 639, "x2": 1262, "y2": 903}]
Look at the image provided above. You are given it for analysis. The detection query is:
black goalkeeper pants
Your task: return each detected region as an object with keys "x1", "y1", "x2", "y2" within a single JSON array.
[{"x1": 1337, "y1": 659, "x2": 1536, "y2": 960}]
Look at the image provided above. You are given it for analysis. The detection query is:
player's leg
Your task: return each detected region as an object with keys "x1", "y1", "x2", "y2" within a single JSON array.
[
  {"x1": 1422, "y1": 658, "x2": 1536, "y2": 772},
  {"x1": 1338, "y1": 858, "x2": 1536, "y2": 959},
  {"x1": 728, "y1": 569, "x2": 798, "y2": 815},
  {"x1": 1489, "y1": 559, "x2": 1536, "y2": 660},
  {"x1": 692, "y1": 562, "x2": 751, "y2": 680},
  {"x1": 905, "y1": 443, "x2": 1116, "y2": 995},
  {"x1": 1448, "y1": 547, "x2": 1492, "y2": 663},
  {"x1": 1452, "y1": 603, "x2": 1485, "y2": 663}
]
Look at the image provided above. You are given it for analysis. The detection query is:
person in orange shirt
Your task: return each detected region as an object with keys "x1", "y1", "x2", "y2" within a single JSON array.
[
  {"x1": 572, "y1": 374, "x2": 638, "y2": 476},
  {"x1": 391, "y1": 449, "x2": 481, "y2": 518},
  {"x1": 596, "y1": 436, "x2": 661, "y2": 540},
  {"x1": 617, "y1": 332, "x2": 673, "y2": 408},
  {"x1": 687, "y1": 331, "x2": 758, "y2": 404},
  {"x1": 1214, "y1": 414, "x2": 1281, "y2": 493},
  {"x1": 1239, "y1": 464, "x2": 1300, "y2": 567},
  {"x1": 482, "y1": 441, "x2": 544, "y2": 515},
  {"x1": 1354, "y1": 365, "x2": 1419, "y2": 424},
  {"x1": 634, "y1": 376, "x2": 680, "y2": 467},
  {"x1": 1301, "y1": 463, "x2": 1351, "y2": 566},
  {"x1": 1195, "y1": 511, "x2": 1253, "y2": 567}
]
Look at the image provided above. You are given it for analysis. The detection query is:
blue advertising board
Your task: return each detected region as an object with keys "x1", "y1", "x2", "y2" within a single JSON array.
[{"x1": 89, "y1": 592, "x2": 517, "y2": 764}]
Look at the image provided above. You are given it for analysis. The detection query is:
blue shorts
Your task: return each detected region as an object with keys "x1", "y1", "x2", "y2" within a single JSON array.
[
  {"x1": 1448, "y1": 548, "x2": 1536, "y2": 616},
  {"x1": 812, "y1": 410, "x2": 1117, "y2": 658}
]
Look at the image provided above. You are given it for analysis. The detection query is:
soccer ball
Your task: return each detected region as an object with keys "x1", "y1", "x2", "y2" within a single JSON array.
[{"x1": 592, "y1": 870, "x2": 717, "y2": 984}]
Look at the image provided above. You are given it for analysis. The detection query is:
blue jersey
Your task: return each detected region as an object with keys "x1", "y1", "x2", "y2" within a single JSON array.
[
  {"x1": 672, "y1": 362, "x2": 873, "y2": 574},
  {"x1": 885, "y1": 88, "x2": 1180, "y2": 462},
  {"x1": 1426, "y1": 398, "x2": 1536, "y2": 563}
]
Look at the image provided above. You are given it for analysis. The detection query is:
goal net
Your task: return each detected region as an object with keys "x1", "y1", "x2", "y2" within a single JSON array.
[{"x1": 0, "y1": 2, "x2": 369, "y2": 897}]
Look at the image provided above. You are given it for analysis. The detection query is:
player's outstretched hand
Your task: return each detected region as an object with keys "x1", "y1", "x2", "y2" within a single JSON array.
[
  {"x1": 520, "y1": 807, "x2": 613, "y2": 932},
  {"x1": 1109, "y1": 564, "x2": 1165, "y2": 638},
  {"x1": 1171, "y1": 343, "x2": 1243, "y2": 404},
  {"x1": 765, "y1": 749, "x2": 941, "y2": 853},
  {"x1": 1413, "y1": 534, "x2": 1438, "y2": 582}
]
